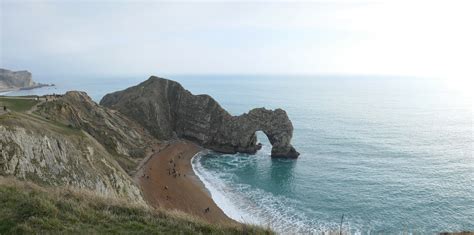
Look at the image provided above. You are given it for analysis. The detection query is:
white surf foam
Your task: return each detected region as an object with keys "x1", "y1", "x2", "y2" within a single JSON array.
[
  {"x1": 191, "y1": 150, "x2": 362, "y2": 234},
  {"x1": 191, "y1": 151, "x2": 262, "y2": 225},
  {"x1": 191, "y1": 151, "x2": 313, "y2": 234}
]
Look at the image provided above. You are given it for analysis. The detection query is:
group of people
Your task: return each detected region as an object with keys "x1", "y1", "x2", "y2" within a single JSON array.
[
  {"x1": 168, "y1": 156, "x2": 186, "y2": 178},
  {"x1": 146, "y1": 146, "x2": 212, "y2": 214},
  {"x1": 141, "y1": 172, "x2": 150, "y2": 179}
]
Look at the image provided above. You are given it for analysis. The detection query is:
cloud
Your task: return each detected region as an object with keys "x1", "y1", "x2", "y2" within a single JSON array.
[{"x1": 0, "y1": 0, "x2": 472, "y2": 79}]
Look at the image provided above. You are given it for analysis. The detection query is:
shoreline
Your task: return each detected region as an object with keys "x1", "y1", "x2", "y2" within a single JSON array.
[
  {"x1": 0, "y1": 84, "x2": 54, "y2": 94},
  {"x1": 191, "y1": 151, "x2": 263, "y2": 226},
  {"x1": 136, "y1": 139, "x2": 238, "y2": 225}
]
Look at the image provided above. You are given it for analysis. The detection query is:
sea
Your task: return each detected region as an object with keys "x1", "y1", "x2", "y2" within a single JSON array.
[{"x1": 4, "y1": 74, "x2": 473, "y2": 234}]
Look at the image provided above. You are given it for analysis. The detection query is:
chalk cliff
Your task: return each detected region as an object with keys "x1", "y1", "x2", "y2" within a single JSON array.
[
  {"x1": 101, "y1": 76, "x2": 299, "y2": 158},
  {"x1": 0, "y1": 68, "x2": 50, "y2": 92},
  {"x1": 0, "y1": 122, "x2": 145, "y2": 203}
]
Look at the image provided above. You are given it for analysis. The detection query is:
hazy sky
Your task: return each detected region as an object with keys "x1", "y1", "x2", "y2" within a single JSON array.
[{"x1": 1, "y1": 0, "x2": 473, "y2": 80}]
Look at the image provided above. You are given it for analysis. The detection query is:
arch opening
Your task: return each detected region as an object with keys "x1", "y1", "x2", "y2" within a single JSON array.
[{"x1": 255, "y1": 130, "x2": 271, "y2": 153}]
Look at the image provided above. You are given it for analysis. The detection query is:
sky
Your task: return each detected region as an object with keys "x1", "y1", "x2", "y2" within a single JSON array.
[{"x1": 0, "y1": 0, "x2": 473, "y2": 82}]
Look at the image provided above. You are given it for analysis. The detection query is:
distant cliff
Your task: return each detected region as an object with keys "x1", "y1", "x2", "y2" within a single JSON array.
[
  {"x1": 101, "y1": 76, "x2": 299, "y2": 158},
  {"x1": 0, "y1": 68, "x2": 51, "y2": 92}
]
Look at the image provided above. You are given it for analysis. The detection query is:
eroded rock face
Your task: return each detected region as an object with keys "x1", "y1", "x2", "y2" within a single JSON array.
[
  {"x1": 36, "y1": 91, "x2": 158, "y2": 171},
  {"x1": 0, "y1": 125, "x2": 145, "y2": 203},
  {"x1": 101, "y1": 76, "x2": 299, "y2": 158}
]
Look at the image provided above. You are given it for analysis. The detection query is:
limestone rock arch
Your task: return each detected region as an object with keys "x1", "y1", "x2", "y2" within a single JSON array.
[{"x1": 101, "y1": 76, "x2": 299, "y2": 158}]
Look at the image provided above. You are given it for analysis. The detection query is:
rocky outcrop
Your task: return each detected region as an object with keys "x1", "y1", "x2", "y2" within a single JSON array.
[
  {"x1": 101, "y1": 76, "x2": 299, "y2": 158},
  {"x1": 36, "y1": 91, "x2": 158, "y2": 172},
  {"x1": 0, "y1": 68, "x2": 50, "y2": 92},
  {"x1": 0, "y1": 125, "x2": 145, "y2": 203}
]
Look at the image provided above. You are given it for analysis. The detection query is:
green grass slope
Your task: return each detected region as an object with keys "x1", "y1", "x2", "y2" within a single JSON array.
[
  {"x1": 0, "y1": 177, "x2": 272, "y2": 235},
  {"x1": 0, "y1": 97, "x2": 39, "y2": 112}
]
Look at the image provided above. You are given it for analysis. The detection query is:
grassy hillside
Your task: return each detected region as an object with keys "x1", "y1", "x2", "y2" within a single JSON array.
[
  {"x1": 0, "y1": 177, "x2": 272, "y2": 235},
  {"x1": 0, "y1": 97, "x2": 39, "y2": 112}
]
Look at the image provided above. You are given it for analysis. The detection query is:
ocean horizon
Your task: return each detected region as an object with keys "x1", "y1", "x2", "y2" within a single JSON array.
[{"x1": 3, "y1": 74, "x2": 473, "y2": 234}]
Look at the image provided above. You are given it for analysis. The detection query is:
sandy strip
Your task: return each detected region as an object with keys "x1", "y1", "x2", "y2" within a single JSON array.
[{"x1": 137, "y1": 139, "x2": 237, "y2": 225}]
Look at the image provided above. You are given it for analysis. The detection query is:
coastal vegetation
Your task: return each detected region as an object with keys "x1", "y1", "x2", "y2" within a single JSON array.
[
  {"x1": 0, "y1": 177, "x2": 273, "y2": 234},
  {"x1": 0, "y1": 97, "x2": 39, "y2": 112}
]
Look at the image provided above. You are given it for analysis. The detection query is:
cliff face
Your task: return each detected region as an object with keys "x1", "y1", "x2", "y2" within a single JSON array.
[
  {"x1": 36, "y1": 91, "x2": 156, "y2": 165},
  {"x1": 101, "y1": 77, "x2": 299, "y2": 158},
  {"x1": 0, "y1": 69, "x2": 34, "y2": 91},
  {"x1": 0, "y1": 124, "x2": 144, "y2": 203}
]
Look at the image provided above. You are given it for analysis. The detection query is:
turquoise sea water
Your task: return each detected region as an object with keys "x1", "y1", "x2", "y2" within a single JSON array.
[{"x1": 7, "y1": 75, "x2": 473, "y2": 234}]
